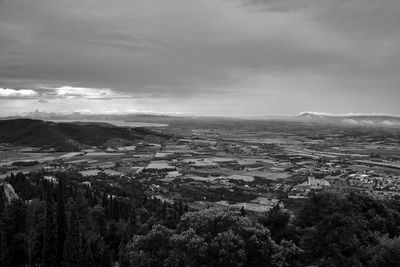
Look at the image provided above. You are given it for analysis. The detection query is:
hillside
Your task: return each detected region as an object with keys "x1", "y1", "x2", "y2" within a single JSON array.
[{"x1": 0, "y1": 119, "x2": 169, "y2": 151}]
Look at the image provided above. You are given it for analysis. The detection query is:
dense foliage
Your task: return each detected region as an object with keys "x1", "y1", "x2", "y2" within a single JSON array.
[
  {"x1": 0, "y1": 172, "x2": 187, "y2": 266},
  {"x1": 1, "y1": 171, "x2": 400, "y2": 266},
  {"x1": 127, "y1": 209, "x2": 301, "y2": 267}
]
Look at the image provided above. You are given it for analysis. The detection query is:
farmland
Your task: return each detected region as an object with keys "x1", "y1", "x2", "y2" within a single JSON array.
[{"x1": 1, "y1": 117, "x2": 400, "y2": 213}]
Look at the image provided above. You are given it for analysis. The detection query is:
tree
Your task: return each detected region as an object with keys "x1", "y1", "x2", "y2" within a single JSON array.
[
  {"x1": 240, "y1": 206, "x2": 246, "y2": 217},
  {"x1": 63, "y1": 204, "x2": 82, "y2": 267},
  {"x1": 0, "y1": 217, "x2": 6, "y2": 266},
  {"x1": 127, "y1": 209, "x2": 302, "y2": 267},
  {"x1": 259, "y1": 203, "x2": 294, "y2": 242},
  {"x1": 272, "y1": 240, "x2": 303, "y2": 267},
  {"x1": 294, "y1": 192, "x2": 400, "y2": 266},
  {"x1": 1, "y1": 199, "x2": 27, "y2": 265},
  {"x1": 368, "y1": 235, "x2": 400, "y2": 266},
  {"x1": 26, "y1": 199, "x2": 46, "y2": 267},
  {"x1": 165, "y1": 228, "x2": 208, "y2": 267},
  {"x1": 128, "y1": 224, "x2": 173, "y2": 267},
  {"x1": 56, "y1": 175, "x2": 67, "y2": 266},
  {"x1": 119, "y1": 203, "x2": 137, "y2": 266},
  {"x1": 42, "y1": 201, "x2": 57, "y2": 267}
]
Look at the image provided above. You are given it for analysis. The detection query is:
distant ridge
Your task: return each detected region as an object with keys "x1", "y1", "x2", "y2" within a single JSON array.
[
  {"x1": 298, "y1": 111, "x2": 400, "y2": 118},
  {"x1": 2, "y1": 111, "x2": 400, "y2": 128},
  {"x1": 297, "y1": 112, "x2": 400, "y2": 127},
  {"x1": 0, "y1": 119, "x2": 169, "y2": 151}
]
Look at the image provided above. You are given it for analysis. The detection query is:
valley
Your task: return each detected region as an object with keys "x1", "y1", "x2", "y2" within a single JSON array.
[{"x1": 2, "y1": 117, "x2": 400, "y2": 213}]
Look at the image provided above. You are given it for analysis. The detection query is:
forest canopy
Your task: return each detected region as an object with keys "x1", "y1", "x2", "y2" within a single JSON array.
[{"x1": 1, "y1": 171, "x2": 400, "y2": 266}]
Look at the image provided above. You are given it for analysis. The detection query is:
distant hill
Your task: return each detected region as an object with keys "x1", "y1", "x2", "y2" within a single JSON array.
[
  {"x1": 0, "y1": 119, "x2": 169, "y2": 151},
  {"x1": 296, "y1": 112, "x2": 400, "y2": 127}
]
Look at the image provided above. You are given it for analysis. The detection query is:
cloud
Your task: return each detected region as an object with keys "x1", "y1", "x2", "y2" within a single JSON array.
[
  {"x1": 299, "y1": 111, "x2": 399, "y2": 117},
  {"x1": 0, "y1": 88, "x2": 38, "y2": 98},
  {"x1": 74, "y1": 109, "x2": 185, "y2": 116},
  {"x1": 50, "y1": 86, "x2": 116, "y2": 99},
  {"x1": 382, "y1": 120, "x2": 400, "y2": 127},
  {"x1": 0, "y1": 0, "x2": 360, "y2": 90},
  {"x1": 0, "y1": 85, "x2": 133, "y2": 101},
  {"x1": 342, "y1": 118, "x2": 400, "y2": 127},
  {"x1": 0, "y1": 0, "x2": 399, "y2": 115},
  {"x1": 36, "y1": 85, "x2": 136, "y2": 100}
]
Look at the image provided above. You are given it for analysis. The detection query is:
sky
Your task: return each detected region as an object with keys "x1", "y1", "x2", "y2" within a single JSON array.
[{"x1": 0, "y1": 0, "x2": 399, "y2": 117}]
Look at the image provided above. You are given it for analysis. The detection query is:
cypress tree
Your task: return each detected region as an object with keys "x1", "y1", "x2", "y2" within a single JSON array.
[
  {"x1": 112, "y1": 198, "x2": 120, "y2": 221},
  {"x1": 0, "y1": 214, "x2": 6, "y2": 267},
  {"x1": 42, "y1": 200, "x2": 58, "y2": 267},
  {"x1": 0, "y1": 186, "x2": 4, "y2": 214},
  {"x1": 82, "y1": 235, "x2": 94, "y2": 267},
  {"x1": 178, "y1": 199, "x2": 184, "y2": 216},
  {"x1": 240, "y1": 206, "x2": 246, "y2": 217},
  {"x1": 162, "y1": 201, "x2": 167, "y2": 219},
  {"x1": 63, "y1": 203, "x2": 82, "y2": 267},
  {"x1": 127, "y1": 203, "x2": 136, "y2": 236},
  {"x1": 119, "y1": 203, "x2": 137, "y2": 266},
  {"x1": 56, "y1": 175, "x2": 67, "y2": 266},
  {"x1": 108, "y1": 195, "x2": 113, "y2": 220}
]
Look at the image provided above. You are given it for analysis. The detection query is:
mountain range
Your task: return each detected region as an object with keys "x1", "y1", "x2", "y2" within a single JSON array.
[{"x1": 3, "y1": 110, "x2": 400, "y2": 128}]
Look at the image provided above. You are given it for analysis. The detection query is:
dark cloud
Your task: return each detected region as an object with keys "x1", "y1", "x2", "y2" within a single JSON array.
[{"x1": 0, "y1": 0, "x2": 399, "y2": 115}]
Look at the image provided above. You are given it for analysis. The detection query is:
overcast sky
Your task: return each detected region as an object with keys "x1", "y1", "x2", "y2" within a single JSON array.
[{"x1": 0, "y1": 0, "x2": 399, "y2": 116}]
